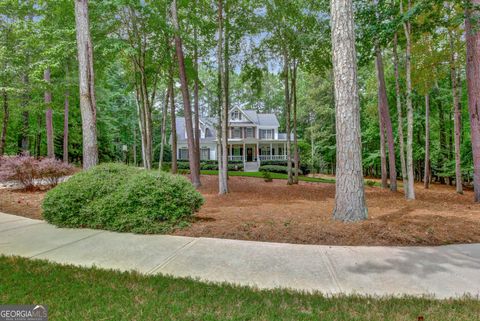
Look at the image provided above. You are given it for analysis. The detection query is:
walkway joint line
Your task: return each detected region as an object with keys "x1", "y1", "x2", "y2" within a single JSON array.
[
  {"x1": 29, "y1": 231, "x2": 106, "y2": 259},
  {"x1": 322, "y1": 250, "x2": 343, "y2": 293},
  {"x1": 147, "y1": 238, "x2": 199, "y2": 275},
  {"x1": 0, "y1": 222, "x2": 44, "y2": 233}
]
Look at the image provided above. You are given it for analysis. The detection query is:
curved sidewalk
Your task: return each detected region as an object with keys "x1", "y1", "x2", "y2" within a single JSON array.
[{"x1": 0, "y1": 212, "x2": 479, "y2": 299}]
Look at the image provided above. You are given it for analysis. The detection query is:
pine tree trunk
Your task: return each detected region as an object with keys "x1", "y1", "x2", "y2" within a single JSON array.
[
  {"x1": 466, "y1": 0, "x2": 480, "y2": 201},
  {"x1": 159, "y1": 89, "x2": 169, "y2": 170},
  {"x1": 74, "y1": 0, "x2": 98, "y2": 169},
  {"x1": 449, "y1": 31, "x2": 463, "y2": 194},
  {"x1": 63, "y1": 88, "x2": 69, "y2": 163},
  {"x1": 379, "y1": 119, "x2": 388, "y2": 188},
  {"x1": 424, "y1": 94, "x2": 431, "y2": 188},
  {"x1": 331, "y1": 0, "x2": 367, "y2": 221},
  {"x1": 284, "y1": 51, "x2": 293, "y2": 185},
  {"x1": 217, "y1": 0, "x2": 228, "y2": 194},
  {"x1": 171, "y1": 0, "x2": 201, "y2": 187},
  {"x1": 0, "y1": 90, "x2": 8, "y2": 155},
  {"x1": 21, "y1": 74, "x2": 29, "y2": 154},
  {"x1": 169, "y1": 74, "x2": 177, "y2": 174},
  {"x1": 375, "y1": 45, "x2": 397, "y2": 191},
  {"x1": 193, "y1": 24, "x2": 201, "y2": 179},
  {"x1": 402, "y1": 0, "x2": 415, "y2": 200},
  {"x1": 44, "y1": 68, "x2": 54, "y2": 158},
  {"x1": 224, "y1": 0, "x2": 230, "y2": 181},
  {"x1": 292, "y1": 60, "x2": 299, "y2": 184},
  {"x1": 393, "y1": 33, "x2": 408, "y2": 194}
]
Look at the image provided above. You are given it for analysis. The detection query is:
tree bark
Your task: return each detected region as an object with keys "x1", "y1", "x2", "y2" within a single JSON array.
[
  {"x1": 466, "y1": 0, "x2": 480, "y2": 201},
  {"x1": 331, "y1": 0, "x2": 367, "y2": 221},
  {"x1": 224, "y1": 0, "x2": 230, "y2": 181},
  {"x1": 379, "y1": 117, "x2": 388, "y2": 188},
  {"x1": 169, "y1": 74, "x2": 177, "y2": 174},
  {"x1": 284, "y1": 50, "x2": 293, "y2": 185},
  {"x1": 0, "y1": 90, "x2": 8, "y2": 155},
  {"x1": 292, "y1": 60, "x2": 299, "y2": 184},
  {"x1": 171, "y1": 0, "x2": 200, "y2": 187},
  {"x1": 375, "y1": 45, "x2": 397, "y2": 191},
  {"x1": 159, "y1": 89, "x2": 169, "y2": 170},
  {"x1": 63, "y1": 88, "x2": 69, "y2": 163},
  {"x1": 393, "y1": 33, "x2": 408, "y2": 194},
  {"x1": 74, "y1": 0, "x2": 98, "y2": 169},
  {"x1": 193, "y1": 22, "x2": 201, "y2": 179},
  {"x1": 217, "y1": 0, "x2": 228, "y2": 194},
  {"x1": 21, "y1": 73, "x2": 29, "y2": 154},
  {"x1": 449, "y1": 31, "x2": 463, "y2": 194},
  {"x1": 424, "y1": 94, "x2": 431, "y2": 188},
  {"x1": 44, "y1": 68, "x2": 54, "y2": 158},
  {"x1": 401, "y1": 0, "x2": 415, "y2": 200}
]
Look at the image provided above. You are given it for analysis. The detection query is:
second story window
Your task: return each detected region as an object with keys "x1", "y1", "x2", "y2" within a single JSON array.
[
  {"x1": 246, "y1": 127, "x2": 254, "y2": 138},
  {"x1": 259, "y1": 129, "x2": 274, "y2": 139},
  {"x1": 205, "y1": 128, "x2": 213, "y2": 138},
  {"x1": 232, "y1": 127, "x2": 241, "y2": 138}
]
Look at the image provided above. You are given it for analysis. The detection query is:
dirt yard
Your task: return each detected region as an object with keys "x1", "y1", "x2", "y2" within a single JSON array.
[{"x1": 2, "y1": 175, "x2": 480, "y2": 246}]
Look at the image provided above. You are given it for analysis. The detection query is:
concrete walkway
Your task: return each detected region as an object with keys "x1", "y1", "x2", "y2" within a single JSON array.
[{"x1": 1, "y1": 212, "x2": 479, "y2": 299}]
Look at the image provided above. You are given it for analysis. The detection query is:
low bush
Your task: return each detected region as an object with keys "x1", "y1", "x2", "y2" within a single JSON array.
[
  {"x1": 163, "y1": 161, "x2": 244, "y2": 172},
  {"x1": 0, "y1": 155, "x2": 75, "y2": 190},
  {"x1": 259, "y1": 165, "x2": 303, "y2": 175},
  {"x1": 42, "y1": 163, "x2": 203, "y2": 233},
  {"x1": 260, "y1": 160, "x2": 309, "y2": 175},
  {"x1": 262, "y1": 171, "x2": 273, "y2": 182}
]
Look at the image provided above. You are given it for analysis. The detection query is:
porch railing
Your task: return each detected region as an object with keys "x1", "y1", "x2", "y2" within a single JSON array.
[
  {"x1": 259, "y1": 155, "x2": 287, "y2": 161},
  {"x1": 228, "y1": 155, "x2": 243, "y2": 162}
]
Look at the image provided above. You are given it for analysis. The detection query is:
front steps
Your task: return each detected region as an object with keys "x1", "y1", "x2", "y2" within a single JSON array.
[{"x1": 244, "y1": 161, "x2": 260, "y2": 172}]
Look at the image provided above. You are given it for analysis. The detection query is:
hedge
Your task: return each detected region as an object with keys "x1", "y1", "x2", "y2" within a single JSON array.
[
  {"x1": 42, "y1": 163, "x2": 204, "y2": 233},
  {"x1": 259, "y1": 165, "x2": 303, "y2": 175}
]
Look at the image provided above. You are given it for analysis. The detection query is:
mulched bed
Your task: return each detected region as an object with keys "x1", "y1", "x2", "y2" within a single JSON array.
[{"x1": 2, "y1": 175, "x2": 480, "y2": 246}]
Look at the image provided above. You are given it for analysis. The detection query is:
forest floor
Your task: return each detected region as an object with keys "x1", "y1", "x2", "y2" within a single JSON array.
[{"x1": 2, "y1": 175, "x2": 480, "y2": 246}]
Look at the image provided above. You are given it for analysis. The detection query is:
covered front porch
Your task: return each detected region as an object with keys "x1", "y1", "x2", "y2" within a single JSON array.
[{"x1": 227, "y1": 142, "x2": 288, "y2": 162}]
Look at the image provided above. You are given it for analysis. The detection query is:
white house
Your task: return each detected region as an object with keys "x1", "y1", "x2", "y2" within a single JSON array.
[{"x1": 174, "y1": 106, "x2": 291, "y2": 171}]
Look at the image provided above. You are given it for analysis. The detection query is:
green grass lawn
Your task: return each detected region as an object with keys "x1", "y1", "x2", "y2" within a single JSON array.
[{"x1": 1, "y1": 256, "x2": 478, "y2": 321}]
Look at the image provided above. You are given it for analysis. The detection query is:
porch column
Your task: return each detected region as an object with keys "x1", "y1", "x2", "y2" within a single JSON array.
[
  {"x1": 270, "y1": 143, "x2": 272, "y2": 159},
  {"x1": 230, "y1": 144, "x2": 233, "y2": 161},
  {"x1": 284, "y1": 142, "x2": 286, "y2": 159},
  {"x1": 256, "y1": 143, "x2": 259, "y2": 162},
  {"x1": 243, "y1": 142, "x2": 245, "y2": 162}
]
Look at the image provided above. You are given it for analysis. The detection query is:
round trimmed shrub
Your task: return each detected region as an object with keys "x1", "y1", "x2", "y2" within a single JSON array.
[{"x1": 42, "y1": 163, "x2": 204, "y2": 233}]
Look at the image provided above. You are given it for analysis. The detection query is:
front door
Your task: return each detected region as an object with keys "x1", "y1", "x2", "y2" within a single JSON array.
[{"x1": 246, "y1": 147, "x2": 253, "y2": 162}]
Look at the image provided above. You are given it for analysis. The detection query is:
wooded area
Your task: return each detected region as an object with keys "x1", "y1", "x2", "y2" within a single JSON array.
[{"x1": 1, "y1": 0, "x2": 480, "y2": 222}]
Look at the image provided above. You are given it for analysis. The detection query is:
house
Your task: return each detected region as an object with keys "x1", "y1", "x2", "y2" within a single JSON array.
[{"x1": 174, "y1": 106, "x2": 291, "y2": 172}]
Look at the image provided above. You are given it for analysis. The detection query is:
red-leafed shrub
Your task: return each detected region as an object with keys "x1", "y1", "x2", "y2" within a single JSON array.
[{"x1": 0, "y1": 155, "x2": 75, "y2": 190}]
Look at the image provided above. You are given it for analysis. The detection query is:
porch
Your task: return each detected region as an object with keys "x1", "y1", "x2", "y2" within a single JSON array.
[{"x1": 227, "y1": 143, "x2": 288, "y2": 163}]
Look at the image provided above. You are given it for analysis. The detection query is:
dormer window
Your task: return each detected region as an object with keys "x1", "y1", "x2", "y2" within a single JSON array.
[
  {"x1": 231, "y1": 110, "x2": 242, "y2": 121},
  {"x1": 205, "y1": 128, "x2": 212, "y2": 137}
]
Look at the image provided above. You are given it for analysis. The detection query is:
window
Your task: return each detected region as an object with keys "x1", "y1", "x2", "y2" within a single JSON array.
[
  {"x1": 232, "y1": 127, "x2": 241, "y2": 138},
  {"x1": 205, "y1": 128, "x2": 212, "y2": 138},
  {"x1": 200, "y1": 148, "x2": 210, "y2": 160},
  {"x1": 259, "y1": 129, "x2": 274, "y2": 139},
  {"x1": 231, "y1": 110, "x2": 242, "y2": 120},
  {"x1": 246, "y1": 127, "x2": 254, "y2": 138},
  {"x1": 179, "y1": 148, "x2": 189, "y2": 160}
]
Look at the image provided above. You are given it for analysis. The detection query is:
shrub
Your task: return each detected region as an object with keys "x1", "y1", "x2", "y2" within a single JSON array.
[
  {"x1": 259, "y1": 165, "x2": 303, "y2": 175},
  {"x1": 164, "y1": 161, "x2": 244, "y2": 172},
  {"x1": 261, "y1": 160, "x2": 309, "y2": 175},
  {"x1": 42, "y1": 163, "x2": 203, "y2": 233},
  {"x1": 365, "y1": 180, "x2": 376, "y2": 187},
  {"x1": 262, "y1": 171, "x2": 273, "y2": 182},
  {"x1": 0, "y1": 155, "x2": 75, "y2": 190}
]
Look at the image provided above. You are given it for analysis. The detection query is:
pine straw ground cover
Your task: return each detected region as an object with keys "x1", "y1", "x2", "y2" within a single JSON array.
[
  {"x1": 2, "y1": 174, "x2": 480, "y2": 245},
  {"x1": 1, "y1": 256, "x2": 479, "y2": 321}
]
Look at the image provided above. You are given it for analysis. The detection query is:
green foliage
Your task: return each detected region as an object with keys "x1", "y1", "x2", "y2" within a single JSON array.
[
  {"x1": 42, "y1": 163, "x2": 203, "y2": 233},
  {"x1": 262, "y1": 170, "x2": 273, "y2": 182},
  {"x1": 259, "y1": 165, "x2": 303, "y2": 175}
]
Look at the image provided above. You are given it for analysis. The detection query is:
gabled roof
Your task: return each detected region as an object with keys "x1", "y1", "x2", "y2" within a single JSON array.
[{"x1": 174, "y1": 107, "x2": 280, "y2": 142}]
